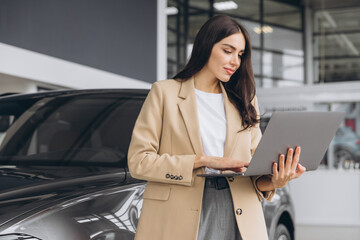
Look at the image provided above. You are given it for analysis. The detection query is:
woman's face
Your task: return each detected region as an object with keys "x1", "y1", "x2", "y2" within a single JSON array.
[{"x1": 205, "y1": 32, "x2": 246, "y2": 82}]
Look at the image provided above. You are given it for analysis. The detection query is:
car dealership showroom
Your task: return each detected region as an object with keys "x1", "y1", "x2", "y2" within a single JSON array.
[{"x1": 0, "y1": 0, "x2": 360, "y2": 240}]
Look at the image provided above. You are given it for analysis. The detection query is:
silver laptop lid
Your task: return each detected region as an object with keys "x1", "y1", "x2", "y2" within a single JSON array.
[{"x1": 244, "y1": 111, "x2": 345, "y2": 176}]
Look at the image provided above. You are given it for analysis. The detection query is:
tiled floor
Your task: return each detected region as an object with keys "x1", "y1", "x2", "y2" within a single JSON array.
[{"x1": 295, "y1": 225, "x2": 360, "y2": 240}]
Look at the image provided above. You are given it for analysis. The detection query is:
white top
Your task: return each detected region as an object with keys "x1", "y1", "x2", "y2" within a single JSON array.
[{"x1": 195, "y1": 88, "x2": 227, "y2": 174}]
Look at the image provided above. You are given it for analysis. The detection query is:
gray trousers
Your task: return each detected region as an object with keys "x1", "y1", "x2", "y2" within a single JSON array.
[{"x1": 197, "y1": 181, "x2": 242, "y2": 240}]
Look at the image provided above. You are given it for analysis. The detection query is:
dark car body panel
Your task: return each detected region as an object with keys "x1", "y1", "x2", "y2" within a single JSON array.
[{"x1": 0, "y1": 165, "x2": 145, "y2": 240}]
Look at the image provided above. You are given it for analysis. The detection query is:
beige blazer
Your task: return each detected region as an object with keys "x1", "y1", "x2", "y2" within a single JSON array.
[{"x1": 128, "y1": 77, "x2": 275, "y2": 240}]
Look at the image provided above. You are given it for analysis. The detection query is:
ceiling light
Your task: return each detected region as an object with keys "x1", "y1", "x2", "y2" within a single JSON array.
[
  {"x1": 214, "y1": 1, "x2": 238, "y2": 11},
  {"x1": 263, "y1": 26, "x2": 273, "y2": 33},
  {"x1": 254, "y1": 26, "x2": 273, "y2": 34},
  {"x1": 166, "y1": 7, "x2": 178, "y2": 15},
  {"x1": 254, "y1": 27, "x2": 262, "y2": 34}
]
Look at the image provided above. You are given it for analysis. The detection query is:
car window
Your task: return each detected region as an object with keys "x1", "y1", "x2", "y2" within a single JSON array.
[
  {"x1": 335, "y1": 128, "x2": 344, "y2": 137},
  {"x1": 260, "y1": 117, "x2": 270, "y2": 134},
  {"x1": 0, "y1": 99, "x2": 37, "y2": 146},
  {"x1": 0, "y1": 94, "x2": 144, "y2": 167},
  {"x1": 0, "y1": 115, "x2": 15, "y2": 146}
]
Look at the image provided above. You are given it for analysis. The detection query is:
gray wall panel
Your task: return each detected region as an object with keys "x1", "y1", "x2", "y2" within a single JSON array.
[{"x1": 0, "y1": 0, "x2": 157, "y2": 83}]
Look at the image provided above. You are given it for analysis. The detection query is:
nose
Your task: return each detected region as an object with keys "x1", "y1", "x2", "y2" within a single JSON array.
[{"x1": 230, "y1": 54, "x2": 241, "y2": 68}]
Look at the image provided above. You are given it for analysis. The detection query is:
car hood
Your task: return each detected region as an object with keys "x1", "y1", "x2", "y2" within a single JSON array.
[{"x1": 0, "y1": 165, "x2": 128, "y2": 227}]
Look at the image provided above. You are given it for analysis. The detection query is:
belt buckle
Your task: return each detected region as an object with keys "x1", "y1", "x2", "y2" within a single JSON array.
[{"x1": 215, "y1": 177, "x2": 228, "y2": 190}]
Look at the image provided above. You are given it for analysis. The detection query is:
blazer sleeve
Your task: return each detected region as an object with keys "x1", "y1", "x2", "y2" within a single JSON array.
[
  {"x1": 127, "y1": 82, "x2": 195, "y2": 186},
  {"x1": 250, "y1": 96, "x2": 276, "y2": 202}
]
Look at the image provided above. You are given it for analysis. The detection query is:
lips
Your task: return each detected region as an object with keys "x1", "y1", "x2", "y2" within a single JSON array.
[{"x1": 224, "y1": 67, "x2": 235, "y2": 75}]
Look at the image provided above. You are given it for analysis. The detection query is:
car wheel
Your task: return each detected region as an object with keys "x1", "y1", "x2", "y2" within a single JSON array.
[
  {"x1": 274, "y1": 223, "x2": 291, "y2": 240},
  {"x1": 334, "y1": 149, "x2": 355, "y2": 169}
]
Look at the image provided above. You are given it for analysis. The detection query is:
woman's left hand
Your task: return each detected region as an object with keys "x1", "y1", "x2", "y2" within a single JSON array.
[{"x1": 271, "y1": 146, "x2": 306, "y2": 189}]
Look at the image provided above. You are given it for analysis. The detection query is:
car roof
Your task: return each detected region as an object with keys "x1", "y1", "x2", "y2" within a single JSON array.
[{"x1": 0, "y1": 88, "x2": 149, "y2": 102}]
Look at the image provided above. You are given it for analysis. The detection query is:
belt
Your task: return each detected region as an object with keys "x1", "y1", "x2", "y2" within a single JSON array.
[{"x1": 205, "y1": 177, "x2": 229, "y2": 190}]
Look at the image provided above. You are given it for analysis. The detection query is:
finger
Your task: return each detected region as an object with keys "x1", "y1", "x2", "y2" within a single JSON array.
[
  {"x1": 291, "y1": 146, "x2": 301, "y2": 172},
  {"x1": 285, "y1": 148, "x2": 294, "y2": 173},
  {"x1": 237, "y1": 161, "x2": 249, "y2": 168},
  {"x1": 298, "y1": 163, "x2": 306, "y2": 173},
  {"x1": 226, "y1": 161, "x2": 248, "y2": 170},
  {"x1": 227, "y1": 167, "x2": 243, "y2": 172},
  {"x1": 278, "y1": 154, "x2": 285, "y2": 178},
  {"x1": 272, "y1": 162, "x2": 278, "y2": 178},
  {"x1": 231, "y1": 166, "x2": 248, "y2": 172},
  {"x1": 295, "y1": 163, "x2": 306, "y2": 178}
]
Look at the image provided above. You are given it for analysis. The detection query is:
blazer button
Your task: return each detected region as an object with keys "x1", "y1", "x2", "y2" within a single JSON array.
[
  {"x1": 179, "y1": 176, "x2": 183, "y2": 180},
  {"x1": 175, "y1": 176, "x2": 180, "y2": 180},
  {"x1": 236, "y1": 208, "x2": 242, "y2": 215},
  {"x1": 165, "y1": 174, "x2": 170, "y2": 179},
  {"x1": 228, "y1": 177, "x2": 234, "y2": 182},
  {"x1": 170, "y1": 175, "x2": 175, "y2": 179}
]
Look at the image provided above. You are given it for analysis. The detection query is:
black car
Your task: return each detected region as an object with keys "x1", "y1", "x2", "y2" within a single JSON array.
[{"x1": 0, "y1": 89, "x2": 295, "y2": 240}]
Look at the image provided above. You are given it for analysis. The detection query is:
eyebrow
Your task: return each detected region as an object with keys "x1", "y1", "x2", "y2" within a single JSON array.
[{"x1": 222, "y1": 43, "x2": 245, "y2": 53}]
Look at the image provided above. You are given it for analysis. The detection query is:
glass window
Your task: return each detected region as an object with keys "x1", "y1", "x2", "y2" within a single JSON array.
[
  {"x1": 189, "y1": 0, "x2": 210, "y2": 10},
  {"x1": 255, "y1": 77, "x2": 262, "y2": 88},
  {"x1": 237, "y1": 19, "x2": 261, "y2": 47},
  {"x1": 264, "y1": 0, "x2": 302, "y2": 30},
  {"x1": 262, "y1": 22, "x2": 304, "y2": 87},
  {"x1": 166, "y1": 0, "x2": 305, "y2": 87},
  {"x1": 167, "y1": 31, "x2": 177, "y2": 47},
  {"x1": 262, "y1": 51, "x2": 304, "y2": 82},
  {"x1": 313, "y1": 33, "x2": 360, "y2": 58},
  {"x1": 252, "y1": 49, "x2": 261, "y2": 76},
  {"x1": 262, "y1": 78, "x2": 303, "y2": 88},
  {"x1": 167, "y1": 45, "x2": 176, "y2": 63},
  {"x1": 213, "y1": 0, "x2": 260, "y2": 21},
  {"x1": 188, "y1": 14, "x2": 209, "y2": 39},
  {"x1": 314, "y1": 8, "x2": 360, "y2": 33},
  {"x1": 314, "y1": 58, "x2": 360, "y2": 83},
  {"x1": 263, "y1": 25, "x2": 303, "y2": 54},
  {"x1": 313, "y1": 7, "x2": 360, "y2": 84}
]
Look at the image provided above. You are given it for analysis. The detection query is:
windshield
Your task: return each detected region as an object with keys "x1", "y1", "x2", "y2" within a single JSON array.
[{"x1": 0, "y1": 93, "x2": 144, "y2": 167}]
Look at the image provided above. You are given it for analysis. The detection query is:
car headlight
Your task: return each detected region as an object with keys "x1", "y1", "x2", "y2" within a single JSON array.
[{"x1": 0, "y1": 234, "x2": 42, "y2": 240}]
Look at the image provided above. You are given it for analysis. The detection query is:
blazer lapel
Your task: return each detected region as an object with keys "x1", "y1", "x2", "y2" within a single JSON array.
[
  {"x1": 178, "y1": 77, "x2": 204, "y2": 155},
  {"x1": 177, "y1": 78, "x2": 243, "y2": 157},
  {"x1": 220, "y1": 83, "x2": 244, "y2": 157}
]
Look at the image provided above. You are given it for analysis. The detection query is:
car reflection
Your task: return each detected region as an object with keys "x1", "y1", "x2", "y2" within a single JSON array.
[
  {"x1": 333, "y1": 126, "x2": 360, "y2": 169},
  {"x1": 71, "y1": 185, "x2": 144, "y2": 239}
]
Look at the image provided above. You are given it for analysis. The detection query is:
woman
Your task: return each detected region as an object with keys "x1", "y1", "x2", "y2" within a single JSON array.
[{"x1": 128, "y1": 15, "x2": 305, "y2": 240}]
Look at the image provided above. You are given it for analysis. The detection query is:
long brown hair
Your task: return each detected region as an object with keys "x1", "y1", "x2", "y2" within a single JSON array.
[{"x1": 174, "y1": 15, "x2": 259, "y2": 130}]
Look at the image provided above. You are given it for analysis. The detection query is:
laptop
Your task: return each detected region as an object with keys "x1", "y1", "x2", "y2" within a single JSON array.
[{"x1": 197, "y1": 111, "x2": 345, "y2": 177}]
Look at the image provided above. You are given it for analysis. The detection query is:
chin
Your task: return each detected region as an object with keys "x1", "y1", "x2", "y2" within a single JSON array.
[{"x1": 218, "y1": 76, "x2": 231, "y2": 83}]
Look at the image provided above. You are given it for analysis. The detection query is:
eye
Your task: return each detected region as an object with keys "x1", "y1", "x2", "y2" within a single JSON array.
[{"x1": 224, "y1": 49, "x2": 231, "y2": 54}]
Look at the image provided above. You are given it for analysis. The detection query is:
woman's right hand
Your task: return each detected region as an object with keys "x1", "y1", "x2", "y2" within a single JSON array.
[{"x1": 194, "y1": 155, "x2": 249, "y2": 172}]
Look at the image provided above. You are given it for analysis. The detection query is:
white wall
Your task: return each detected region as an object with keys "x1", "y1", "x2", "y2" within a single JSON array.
[
  {"x1": 258, "y1": 82, "x2": 360, "y2": 104},
  {"x1": 290, "y1": 169, "x2": 360, "y2": 240},
  {"x1": 157, "y1": 0, "x2": 167, "y2": 81},
  {"x1": 0, "y1": 74, "x2": 38, "y2": 93},
  {"x1": 0, "y1": 42, "x2": 152, "y2": 91}
]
